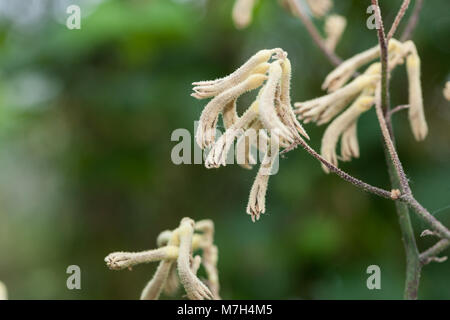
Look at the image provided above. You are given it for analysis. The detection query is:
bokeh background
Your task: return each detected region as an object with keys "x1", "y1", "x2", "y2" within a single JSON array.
[{"x1": 0, "y1": 0, "x2": 449, "y2": 300}]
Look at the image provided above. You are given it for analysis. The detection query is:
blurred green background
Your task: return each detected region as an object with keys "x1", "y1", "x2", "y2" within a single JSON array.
[{"x1": 0, "y1": 0, "x2": 449, "y2": 300}]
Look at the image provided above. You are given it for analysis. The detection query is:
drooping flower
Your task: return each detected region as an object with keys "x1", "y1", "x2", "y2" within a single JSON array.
[
  {"x1": 295, "y1": 39, "x2": 428, "y2": 172},
  {"x1": 320, "y1": 90, "x2": 375, "y2": 172},
  {"x1": 105, "y1": 218, "x2": 220, "y2": 300},
  {"x1": 192, "y1": 49, "x2": 309, "y2": 221}
]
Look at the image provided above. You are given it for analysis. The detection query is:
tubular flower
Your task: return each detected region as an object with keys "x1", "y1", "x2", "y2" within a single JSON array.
[
  {"x1": 232, "y1": 0, "x2": 258, "y2": 29},
  {"x1": 105, "y1": 218, "x2": 220, "y2": 300},
  {"x1": 321, "y1": 39, "x2": 403, "y2": 93},
  {"x1": 324, "y1": 15, "x2": 347, "y2": 51},
  {"x1": 192, "y1": 49, "x2": 309, "y2": 221},
  {"x1": 406, "y1": 46, "x2": 428, "y2": 141},
  {"x1": 306, "y1": 0, "x2": 333, "y2": 18},
  {"x1": 294, "y1": 63, "x2": 381, "y2": 125},
  {"x1": 294, "y1": 39, "x2": 428, "y2": 172},
  {"x1": 320, "y1": 91, "x2": 375, "y2": 173}
]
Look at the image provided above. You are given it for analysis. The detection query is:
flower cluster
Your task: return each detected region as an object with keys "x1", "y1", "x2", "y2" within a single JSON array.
[
  {"x1": 294, "y1": 39, "x2": 428, "y2": 172},
  {"x1": 105, "y1": 218, "x2": 220, "y2": 300},
  {"x1": 192, "y1": 49, "x2": 309, "y2": 222}
]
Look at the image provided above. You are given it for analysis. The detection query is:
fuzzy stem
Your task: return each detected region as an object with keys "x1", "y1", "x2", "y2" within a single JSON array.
[
  {"x1": 282, "y1": 139, "x2": 394, "y2": 200},
  {"x1": 371, "y1": 0, "x2": 420, "y2": 300}
]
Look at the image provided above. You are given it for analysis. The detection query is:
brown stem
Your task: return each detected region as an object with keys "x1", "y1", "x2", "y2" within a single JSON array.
[
  {"x1": 387, "y1": 104, "x2": 409, "y2": 119},
  {"x1": 282, "y1": 139, "x2": 394, "y2": 200},
  {"x1": 420, "y1": 239, "x2": 450, "y2": 265},
  {"x1": 286, "y1": 0, "x2": 342, "y2": 66},
  {"x1": 401, "y1": 0, "x2": 424, "y2": 41},
  {"x1": 387, "y1": 0, "x2": 411, "y2": 42}
]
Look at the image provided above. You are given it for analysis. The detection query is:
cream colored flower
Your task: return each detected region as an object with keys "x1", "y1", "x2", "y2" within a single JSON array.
[
  {"x1": 298, "y1": 39, "x2": 428, "y2": 169},
  {"x1": 0, "y1": 281, "x2": 7, "y2": 300},
  {"x1": 444, "y1": 81, "x2": 450, "y2": 101},
  {"x1": 306, "y1": 0, "x2": 333, "y2": 18},
  {"x1": 232, "y1": 0, "x2": 258, "y2": 29},
  {"x1": 105, "y1": 218, "x2": 220, "y2": 300},
  {"x1": 247, "y1": 146, "x2": 278, "y2": 221},
  {"x1": 295, "y1": 63, "x2": 380, "y2": 125},
  {"x1": 320, "y1": 92, "x2": 374, "y2": 173},
  {"x1": 324, "y1": 15, "x2": 347, "y2": 51},
  {"x1": 192, "y1": 49, "x2": 309, "y2": 221},
  {"x1": 322, "y1": 39, "x2": 403, "y2": 92},
  {"x1": 192, "y1": 49, "x2": 284, "y2": 149},
  {"x1": 195, "y1": 74, "x2": 267, "y2": 149},
  {"x1": 406, "y1": 48, "x2": 427, "y2": 141}
]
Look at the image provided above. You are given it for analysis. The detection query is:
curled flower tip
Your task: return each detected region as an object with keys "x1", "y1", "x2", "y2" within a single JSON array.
[
  {"x1": 420, "y1": 229, "x2": 436, "y2": 237},
  {"x1": 156, "y1": 230, "x2": 172, "y2": 247},
  {"x1": 295, "y1": 73, "x2": 379, "y2": 125},
  {"x1": 340, "y1": 122, "x2": 359, "y2": 162},
  {"x1": 232, "y1": 0, "x2": 257, "y2": 29},
  {"x1": 444, "y1": 81, "x2": 450, "y2": 101},
  {"x1": 306, "y1": 0, "x2": 333, "y2": 18},
  {"x1": 390, "y1": 189, "x2": 401, "y2": 200},
  {"x1": 259, "y1": 61, "x2": 295, "y2": 143},
  {"x1": 192, "y1": 49, "x2": 276, "y2": 100},
  {"x1": 246, "y1": 151, "x2": 277, "y2": 221},
  {"x1": 325, "y1": 15, "x2": 347, "y2": 51},
  {"x1": 105, "y1": 247, "x2": 179, "y2": 271},
  {"x1": 196, "y1": 74, "x2": 267, "y2": 149},
  {"x1": 406, "y1": 52, "x2": 428, "y2": 141},
  {"x1": 320, "y1": 94, "x2": 374, "y2": 173}
]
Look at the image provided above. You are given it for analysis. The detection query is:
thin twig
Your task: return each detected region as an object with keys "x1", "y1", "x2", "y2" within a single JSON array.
[
  {"x1": 374, "y1": 87, "x2": 411, "y2": 194},
  {"x1": 420, "y1": 239, "x2": 450, "y2": 265},
  {"x1": 286, "y1": 0, "x2": 342, "y2": 66},
  {"x1": 387, "y1": 0, "x2": 411, "y2": 42},
  {"x1": 401, "y1": 196, "x2": 450, "y2": 241},
  {"x1": 387, "y1": 104, "x2": 409, "y2": 118},
  {"x1": 401, "y1": 0, "x2": 424, "y2": 41},
  {"x1": 282, "y1": 139, "x2": 394, "y2": 200}
]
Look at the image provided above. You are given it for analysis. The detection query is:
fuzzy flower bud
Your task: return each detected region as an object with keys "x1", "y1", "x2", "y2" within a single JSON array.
[{"x1": 406, "y1": 51, "x2": 428, "y2": 141}]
